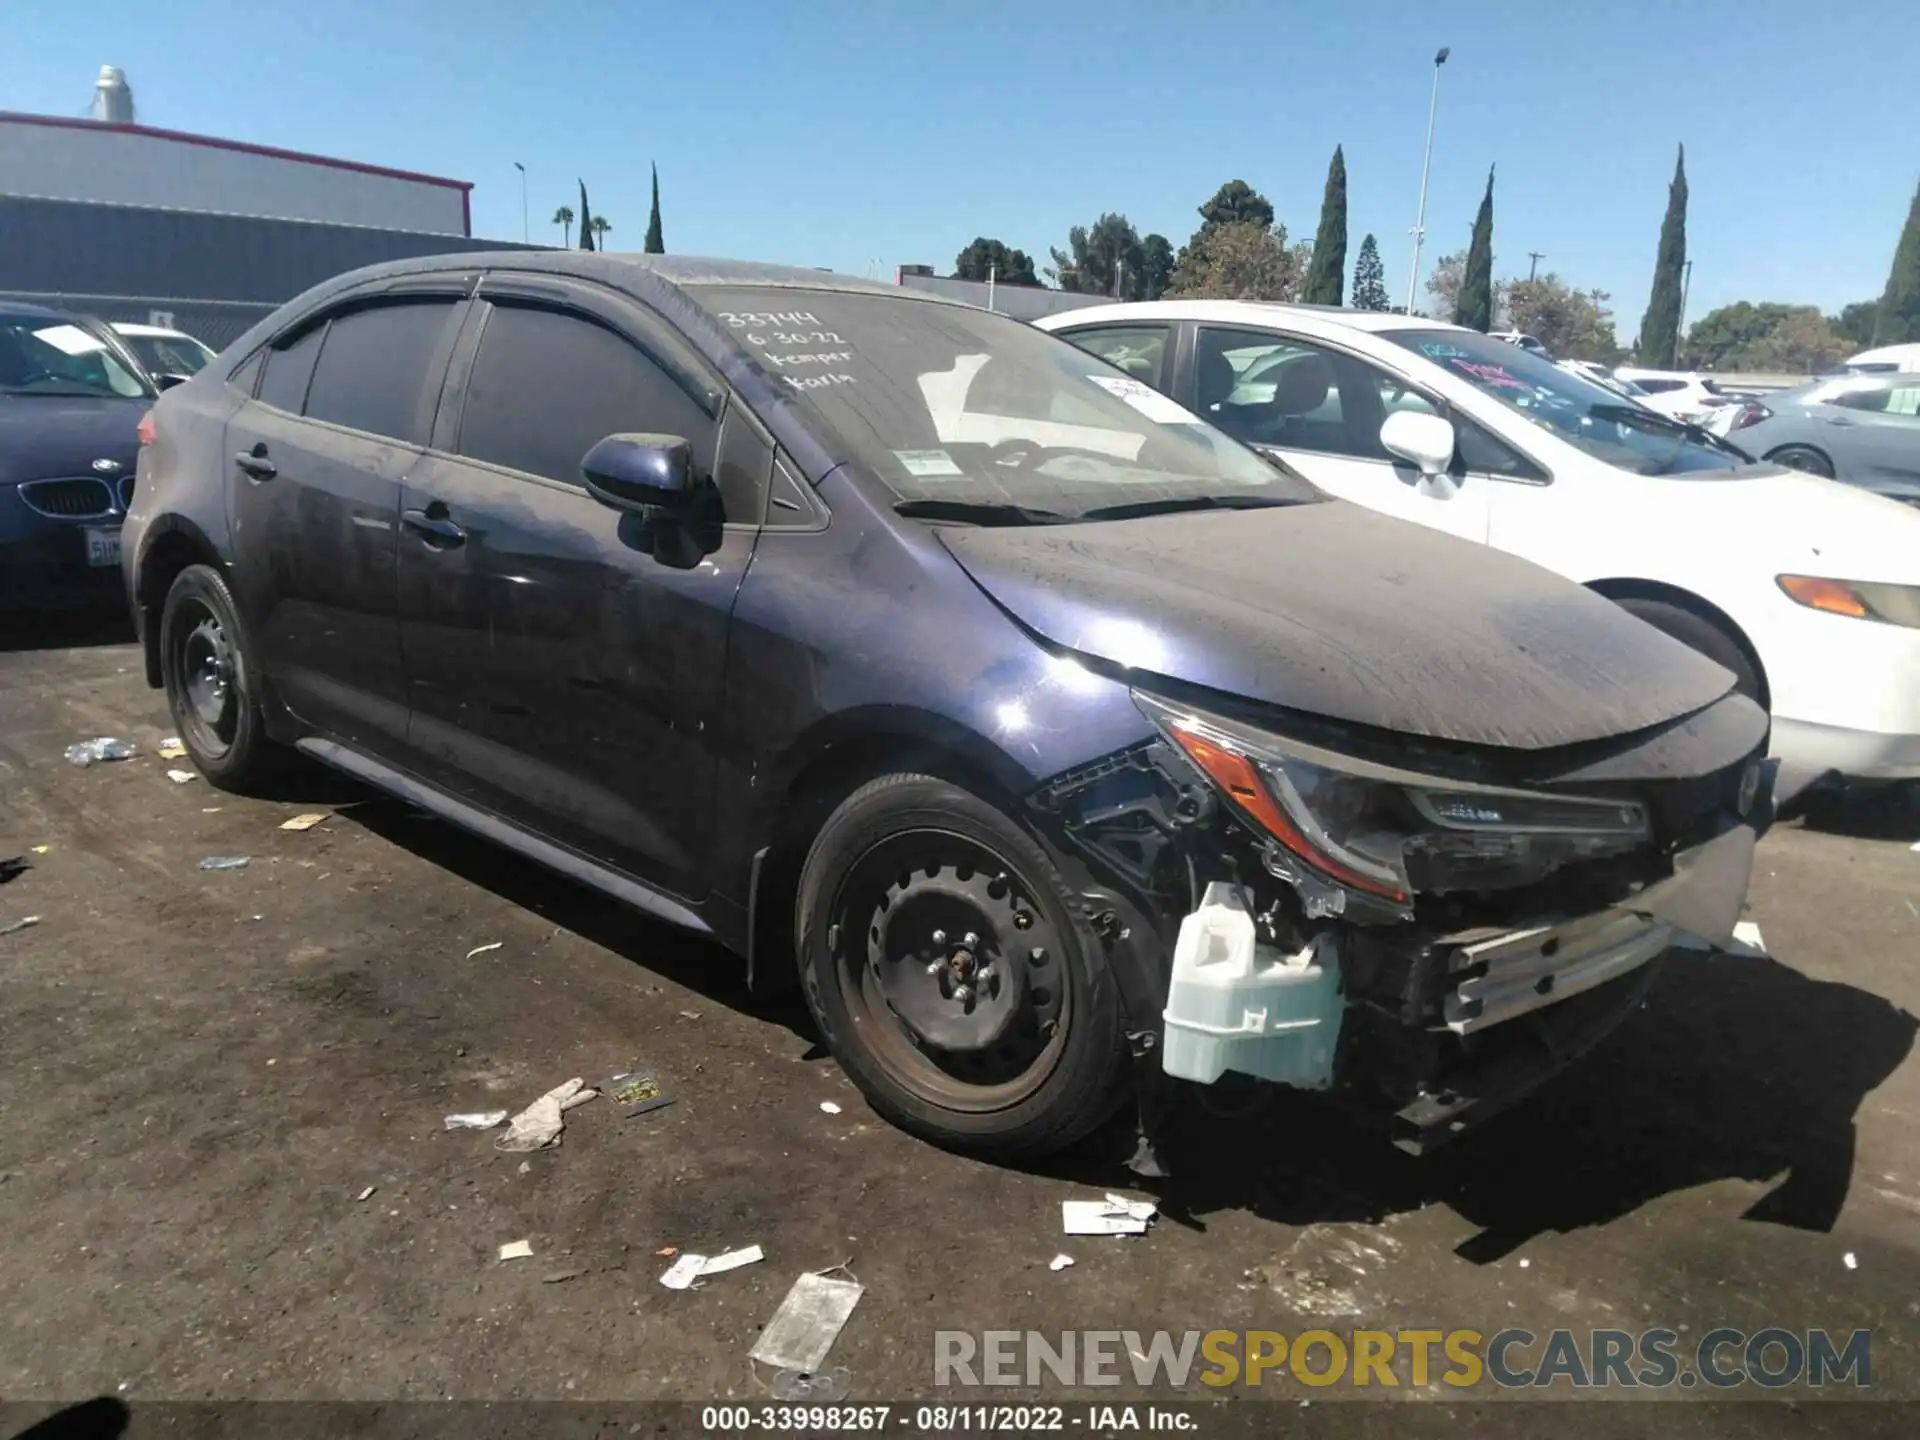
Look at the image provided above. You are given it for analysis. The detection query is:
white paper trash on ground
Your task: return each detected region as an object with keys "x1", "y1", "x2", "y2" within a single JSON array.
[
  {"x1": 659, "y1": 1244, "x2": 765, "y2": 1289},
  {"x1": 1727, "y1": 921, "x2": 1767, "y2": 957},
  {"x1": 1062, "y1": 1193, "x2": 1158, "y2": 1236},
  {"x1": 495, "y1": 1078, "x2": 596, "y2": 1152},
  {"x1": 749, "y1": 1270, "x2": 865, "y2": 1374},
  {"x1": 443, "y1": 1110, "x2": 509, "y2": 1131},
  {"x1": 498, "y1": 1239, "x2": 534, "y2": 1261}
]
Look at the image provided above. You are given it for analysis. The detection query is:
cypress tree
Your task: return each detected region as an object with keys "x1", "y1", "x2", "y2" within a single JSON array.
[
  {"x1": 578, "y1": 180, "x2": 595, "y2": 252},
  {"x1": 644, "y1": 164, "x2": 665, "y2": 254},
  {"x1": 1637, "y1": 146, "x2": 1688, "y2": 366},
  {"x1": 1454, "y1": 167, "x2": 1495, "y2": 332},
  {"x1": 1351, "y1": 233, "x2": 1388, "y2": 310},
  {"x1": 1301, "y1": 145, "x2": 1348, "y2": 306},
  {"x1": 1872, "y1": 180, "x2": 1920, "y2": 345}
]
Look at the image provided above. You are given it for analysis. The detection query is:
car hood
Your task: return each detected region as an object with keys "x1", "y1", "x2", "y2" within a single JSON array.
[
  {"x1": 0, "y1": 395, "x2": 146, "y2": 487},
  {"x1": 938, "y1": 500, "x2": 1738, "y2": 751}
]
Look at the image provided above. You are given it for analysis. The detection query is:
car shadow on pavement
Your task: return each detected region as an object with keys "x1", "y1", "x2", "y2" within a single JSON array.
[
  {"x1": 1789, "y1": 782, "x2": 1920, "y2": 842},
  {"x1": 1070, "y1": 949, "x2": 1917, "y2": 1264},
  {"x1": 0, "y1": 604, "x2": 134, "y2": 654},
  {"x1": 343, "y1": 797, "x2": 824, "y2": 1048},
  {"x1": 3, "y1": 1399, "x2": 130, "y2": 1440}
]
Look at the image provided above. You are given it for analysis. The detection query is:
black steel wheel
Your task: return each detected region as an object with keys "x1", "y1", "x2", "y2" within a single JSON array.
[
  {"x1": 796, "y1": 773, "x2": 1128, "y2": 1154},
  {"x1": 1766, "y1": 444, "x2": 1834, "y2": 479},
  {"x1": 159, "y1": 564, "x2": 276, "y2": 790}
]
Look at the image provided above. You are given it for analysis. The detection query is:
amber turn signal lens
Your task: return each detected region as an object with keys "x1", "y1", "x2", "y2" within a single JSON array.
[{"x1": 1777, "y1": 574, "x2": 1869, "y2": 619}]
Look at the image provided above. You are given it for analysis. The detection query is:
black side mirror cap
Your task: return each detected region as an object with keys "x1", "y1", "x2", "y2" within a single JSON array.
[
  {"x1": 581, "y1": 433, "x2": 693, "y2": 513},
  {"x1": 154, "y1": 372, "x2": 190, "y2": 392}
]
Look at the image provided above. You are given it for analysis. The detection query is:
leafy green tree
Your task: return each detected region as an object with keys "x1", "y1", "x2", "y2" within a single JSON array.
[
  {"x1": 551, "y1": 205, "x2": 575, "y2": 247},
  {"x1": 1195, "y1": 180, "x2": 1274, "y2": 233},
  {"x1": 1167, "y1": 221, "x2": 1302, "y2": 301},
  {"x1": 1637, "y1": 146, "x2": 1688, "y2": 366},
  {"x1": 577, "y1": 181, "x2": 594, "y2": 252},
  {"x1": 644, "y1": 164, "x2": 664, "y2": 254},
  {"x1": 1504, "y1": 274, "x2": 1620, "y2": 361},
  {"x1": 1351, "y1": 232, "x2": 1388, "y2": 311},
  {"x1": 1685, "y1": 302, "x2": 1844, "y2": 372},
  {"x1": 953, "y1": 238, "x2": 1039, "y2": 286},
  {"x1": 1301, "y1": 146, "x2": 1348, "y2": 306},
  {"x1": 1139, "y1": 233, "x2": 1175, "y2": 300},
  {"x1": 1453, "y1": 168, "x2": 1496, "y2": 332},
  {"x1": 1424, "y1": 249, "x2": 1464, "y2": 319},
  {"x1": 1873, "y1": 180, "x2": 1920, "y2": 345},
  {"x1": 1830, "y1": 300, "x2": 1879, "y2": 349},
  {"x1": 1049, "y1": 213, "x2": 1144, "y2": 297}
]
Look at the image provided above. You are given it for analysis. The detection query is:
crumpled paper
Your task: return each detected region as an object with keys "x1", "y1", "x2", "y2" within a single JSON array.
[{"x1": 494, "y1": 1077, "x2": 597, "y2": 1152}]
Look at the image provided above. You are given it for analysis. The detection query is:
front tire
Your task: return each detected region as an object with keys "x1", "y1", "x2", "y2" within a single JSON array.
[
  {"x1": 1766, "y1": 444, "x2": 1834, "y2": 479},
  {"x1": 795, "y1": 773, "x2": 1129, "y2": 1156},
  {"x1": 159, "y1": 564, "x2": 277, "y2": 791},
  {"x1": 1617, "y1": 597, "x2": 1762, "y2": 703}
]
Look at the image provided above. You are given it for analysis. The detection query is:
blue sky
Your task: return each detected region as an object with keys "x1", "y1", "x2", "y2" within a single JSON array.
[{"x1": 5, "y1": 1, "x2": 1910, "y2": 335}]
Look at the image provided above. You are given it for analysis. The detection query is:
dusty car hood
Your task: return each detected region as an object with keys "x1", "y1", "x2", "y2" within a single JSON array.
[{"x1": 938, "y1": 500, "x2": 1738, "y2": 750}]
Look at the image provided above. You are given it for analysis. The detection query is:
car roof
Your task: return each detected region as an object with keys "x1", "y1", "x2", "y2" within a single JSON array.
[
  {"x1": 110, "y1": 322, "x2": 195, "y2": 339},
  {"x1": 1034, "y1": 298, "x2": 1461, "y2": 337},
  {"x1": 0, "y1": 299, "x2": 79, "y2": 323}
]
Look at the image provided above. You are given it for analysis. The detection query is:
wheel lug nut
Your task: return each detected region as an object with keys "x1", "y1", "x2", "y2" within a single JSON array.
[
  {"x1": 1029, "y1": 947, "x2": 1047, "y2": 965},
  {"x1": 963, "y1": 931, "x2": 979, "y2": 947},
  {"x1": 977, "y1": 965, "x2": 996, "y2": 982},
  {"x1": 925, "y1": 961, "x2": 943, "y2": 975},
  {"x1": 932, "y1": 929, "x2": 947, "y2": 946},
  {"x1": 953, "y1": 984, "x2": 972, "y2": 1003},
  {"x1": 1013, "y1": 911, "x2": 1032, "y2": 930}
]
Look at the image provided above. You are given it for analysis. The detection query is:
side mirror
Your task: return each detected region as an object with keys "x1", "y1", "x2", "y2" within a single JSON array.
[
  {"x1": 581, "y1": 433, "x2": 693, "y2": 513},
  {"x1": 154, "y1": 372, "x2": 191, "y2": 392},
  {"x1": 1380, "y1": 410, "x2": 1457, "y2": 479}
]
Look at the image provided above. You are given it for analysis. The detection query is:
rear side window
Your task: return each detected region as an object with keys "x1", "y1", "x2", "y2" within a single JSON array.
[
  {"x1": 456, "y1": 303, "x2": 715, "y2": 488},
  {"x1": 256, "y1": 323, "x2": 325, "y2": 414},
  {"x1": 303, "y1": 300, "x2": 457, "y2": 443}
]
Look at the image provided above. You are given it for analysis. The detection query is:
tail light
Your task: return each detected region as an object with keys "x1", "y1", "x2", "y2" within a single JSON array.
[
  {"x1": 1729, "y1": 403, "x2": 1771, "y2": 431},
  {"x1": 137, "y1": 410, "x2": 157, "y2": 447}
]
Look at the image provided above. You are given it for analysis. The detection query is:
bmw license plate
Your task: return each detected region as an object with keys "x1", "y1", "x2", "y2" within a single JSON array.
[{"x1": 85, "y1": 527, "x2": 122, "y2": 568}]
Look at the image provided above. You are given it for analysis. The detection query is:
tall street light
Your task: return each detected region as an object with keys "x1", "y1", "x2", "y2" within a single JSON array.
[
  {"x1": 1404, "y1": 46, "x2": 1450, "y2": 314},
  {"x1": 513, "y1": 161, "x2": 528, "y2": 243}
]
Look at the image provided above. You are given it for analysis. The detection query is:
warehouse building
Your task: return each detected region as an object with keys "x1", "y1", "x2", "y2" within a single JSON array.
[
  {"x1": 895, "y1": 265, "x2": 1114, "y2": 323},
  {"x1": 0, "y1": 66, "x2": 539, "y2": 348}
]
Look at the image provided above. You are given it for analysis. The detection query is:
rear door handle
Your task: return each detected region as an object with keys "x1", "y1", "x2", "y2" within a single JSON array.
[
  {"x1": 402, "y1": 506, "x2": 466, "y2": 547},
  {"x1": 234, "y1": 445, "x2": 276, "y2": 479}
]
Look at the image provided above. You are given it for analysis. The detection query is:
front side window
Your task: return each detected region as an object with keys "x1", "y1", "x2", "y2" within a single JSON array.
[
  {"x1": 687, "y1": 287, "x2": 1313, "y2": 518},
  {"x1": 1061, "y1": 325, "x2": 1172, "y2": 389},
  {"x1": 456, "y1": 303, "x2": 716, "y2": 488},
  {"x1": 1382, "y1": 329, "x2": 1743, "y2": 476},
  {"x1": 1193, "y1": 327, "x2": 1388, "y2": 461},
  {"x1": 0, "y1": 313, "x2": 151, "y2": 399},
  {"x1": 303, "y1": 300, "x2": 457, "y2": 443}
]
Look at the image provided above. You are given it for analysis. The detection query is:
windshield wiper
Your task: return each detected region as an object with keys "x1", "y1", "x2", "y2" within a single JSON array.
[
  {"x1": 1078, "y1": 494, "x2": 1296, "y2": 521},
  {"x1": 1586, "y1": 402, "x2": 1739, "y2": 474},
  {"x1": 892, "y1": 498, "x2": 1071, "y2": 526}
]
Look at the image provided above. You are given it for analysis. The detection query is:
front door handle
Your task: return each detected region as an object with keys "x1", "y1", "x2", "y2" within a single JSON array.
[
  {"x1": 402, "y1": 505, "x2": 466, "y2": 547},
  {"x1": 234, "y1": 443, "x2": 276, "y2": 480}
]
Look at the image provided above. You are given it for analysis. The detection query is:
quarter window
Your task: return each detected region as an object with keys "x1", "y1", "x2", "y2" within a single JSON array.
[
  {"x1": 456, "y1": 303, "x2": 716, "y2": 492},
  {"x1": 303, "y1": 300, "x2": 458, "y2": 443},
  {"x1": 255, "y1": 322, "x2": 326, "y2": 415}
]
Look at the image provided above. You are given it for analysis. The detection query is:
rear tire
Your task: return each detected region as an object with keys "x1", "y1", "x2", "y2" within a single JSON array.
[
  {"x1": 1765, "y1": 444, "x2": 1834, "y2": 479},
  {"x1": 159, "y1": 564, "x2": 278, "y2": 791},
  {"x1": 795, "y1": 773, "x2": 1129, "y2": 1156},
  {"x1": 1616, "y1": 597, "x2": 1762, "y2": 703}
]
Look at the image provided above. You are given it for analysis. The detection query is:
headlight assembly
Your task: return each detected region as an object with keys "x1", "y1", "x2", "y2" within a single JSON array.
[
  {"x1": 1135, "y1": 692, "x2": 1651, "y2": 905},
  {"x1": 1777, "y1": 575, "x2": 1920, "y2": 629}
]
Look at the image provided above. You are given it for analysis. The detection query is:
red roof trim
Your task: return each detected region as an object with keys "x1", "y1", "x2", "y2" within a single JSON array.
[{"x1": 0, "y1": 112, "x2": 473, "y2": 193}]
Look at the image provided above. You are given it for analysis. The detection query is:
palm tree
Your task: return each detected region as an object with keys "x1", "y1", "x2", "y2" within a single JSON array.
[
  {"x1": 590, "y1": 216, "x2": 612, "y2": 248},
  {"x1": 551, "y1": 205, "x2": 574, "y2": 247}
]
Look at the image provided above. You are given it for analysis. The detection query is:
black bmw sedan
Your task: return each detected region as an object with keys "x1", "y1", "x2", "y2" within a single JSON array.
[{"x1": 123, "y1": 254, "x2": 1770, "y2": 1160}]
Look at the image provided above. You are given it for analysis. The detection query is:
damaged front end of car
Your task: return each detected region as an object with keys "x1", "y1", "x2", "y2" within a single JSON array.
[{"x1": 1028, "y1": 686, "x2": 1771, "y2": 1157}]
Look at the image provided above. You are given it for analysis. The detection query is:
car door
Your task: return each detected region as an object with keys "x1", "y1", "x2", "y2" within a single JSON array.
[
  {"x1": 1184, "y1": 324, "x2": 1497, "y2": 544},
  {"x1": 396, "y1": 280, "x2": 765, "y2": 895},
  {"x1": 224, "y1": 284, "x2": 468, "y2": 754},
  {"x1": 1823, "y1": 380, "x2": 1920, "y2": 493}
]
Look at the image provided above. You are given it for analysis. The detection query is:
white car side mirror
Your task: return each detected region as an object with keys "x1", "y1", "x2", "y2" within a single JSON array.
[{"x1": 1380, "y1": 410, "x2": 1457, "y2": 479}]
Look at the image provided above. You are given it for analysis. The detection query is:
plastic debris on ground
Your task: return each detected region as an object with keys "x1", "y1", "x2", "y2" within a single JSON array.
[
  {"x1": 1049, "y1": 1254, "x2": 1075, "y2": 1271},
  {"x1": 771, "y1": 1367, "x2": 851, "y2": 1402},
  {"x1": 819, "y1": 1101, "x2": 842, "y2": 1115},
  {"x1": 604, "y1": 1070, "x2": 675, "y2": 1118},
  {"x1": 1727, "y1": 920, "x2": 1767, "y2": 956},
  {"x1": 464, "y1": 942, "x2": 503, "y2": 959},
  {"x1": 1, "y1": 916, "x2": 42, "y2": 938},
  {"x1": 30, "y1": 845, "x2": 50, "y2": 855},
  {"x1": 281, "y1": 813, "x2": 329, "y2": 832},
  {"x1": 357, "y1": 1186, "x2": 376, "y2": 1202},
  {"x1": 65, "y1": 738, "x2": 135, "y2": 766},
  {"x1": 1062, "y1": 1193, "x2": 1158, "y2": 1237},
  {"x1": 498, "y1": 1239, "x2": 534, "y2": 1261},
  {"x1": 198, "y1": 856, "x2": 250, "y2": 872},
  {"x1": 443, "y1": 1110, "x2": 509, "y2": 1131},
  {"x1": 1844, "y1": 1252, "x2": 1858, "y2": 1270},
  {"x1": 750, "y1": 1268, "x2": 865, "y2": 1373},
  {"x1": 655, "y1": 1246, "x2": 677, "y2": 1257},
  {"x1": 495, "y1": 1077, "x2": 597, "y2": 1153},
  {"x1": 542, "y1": 1267, "x2": 587, "y2": 1284},
  {"x1": 0, "y1": 857, "x2": 29, "y2": 885},
  {"x1": 658, "y1": 1244, "x2": 765, "y2": 1290},
  {"x1": 157, "y1": 737, "x2": 188, "y2": 760},
  {"x1": 165, "y1": 769, "x2": 197, "y2": 784}
]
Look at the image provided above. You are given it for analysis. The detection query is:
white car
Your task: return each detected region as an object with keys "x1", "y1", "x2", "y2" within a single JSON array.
[
  {"x1": 108, "y1": 322, "x2": 217, "y2": 386},
  {"x1": 1490, "y1": 330, "x2": 1551, "y2": 359},
  {"x1": 1038, "y1": 301, "x2": 1920, "y2": 797},
  {"x1": 1843, "y1": 342, "x2": 1920, "y2": 374},
  {"x1": 1609, "y1": 366, "x2": 1737, "y2": 424}
]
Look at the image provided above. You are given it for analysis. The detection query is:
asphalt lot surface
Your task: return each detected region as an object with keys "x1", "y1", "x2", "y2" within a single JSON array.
[{"x1": 3, "y1": 615, "x2": 1917, "y2": 1431}]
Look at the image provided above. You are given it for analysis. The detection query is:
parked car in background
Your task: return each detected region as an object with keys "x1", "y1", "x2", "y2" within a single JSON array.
[
  {"x1": 125, "y1": 252, "x2": 1770, "y2": 1159},
  {"x1": 1041, "y1": 301, "x2": 1920, "y2": 798},
  {"x1": 1, "y1": 302, "x2": 153, "y2": 609},
  {"x1": 1707, "y1": 373, "x2": 1920, "y2": 500},
  {"x1": 1842, "y1": 342, "x2": 1920, "y2": 374},
  {"x1": 1558, "y1": 359, "x2": 1651, "y2": 400},
  {"x1": 1490, "y1": 330, "x2": 1551, "y2": 359},
  {"x1": 109, "y1": 322, "x2": 218, "y2": 388},
  {"x1": 1609, "y1": 366, "x2": 1738, "y2": 424}
]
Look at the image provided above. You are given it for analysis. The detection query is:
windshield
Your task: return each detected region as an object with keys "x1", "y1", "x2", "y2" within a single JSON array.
[
  {"x1": 0, "y1": 314, "x2": 152, "y2": 398},
  {"x1": 691, "y1": 287, "x2": 1318, "y2": 516},
  {"x1": 122, "y1": 332, "x2": 214, "y2": 378},
  {"x1": 1382, "y1": 329, "x2": 1739, "y2": 476}
]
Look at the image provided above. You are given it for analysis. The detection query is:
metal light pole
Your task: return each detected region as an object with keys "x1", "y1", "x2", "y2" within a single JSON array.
[
  {"x1": 987, "y1": 263, "x2": 997, "y2": 313},
  {"x1": 1404, "y1": 46, "x2": 1450, "y2": 314},
  {"x1": 1528, "y1": 251, "x2": 1545, "y2": 282},
  {"x1": 1677, "y1": 259, "x2": 1695, "y2": 366},
  {"x1": 513, "y1": 161, "x2": 527, "y2": 243}
]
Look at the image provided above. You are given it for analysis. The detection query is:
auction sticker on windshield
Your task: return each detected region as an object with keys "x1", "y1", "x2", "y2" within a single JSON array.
[
  {"x1": 1085, "y1": 374, "x2": 1203, "y2": 425},
  {"x1": 893, "y1": 448, "x2": 964, "y2": 478}
]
